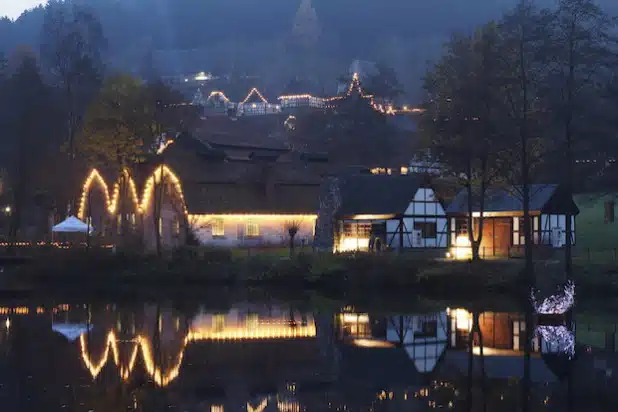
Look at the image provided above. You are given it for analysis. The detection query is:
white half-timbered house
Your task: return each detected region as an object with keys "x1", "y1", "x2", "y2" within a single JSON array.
[
  {"x1": 385, "y1": 312, "x2": 449, "y2": 373},
  {"x1": 446, "y1": 184, "x2": 579, "y2": 257},
  {"x1": 329, "y1": 174, "x2": 448, "y2": 252}
]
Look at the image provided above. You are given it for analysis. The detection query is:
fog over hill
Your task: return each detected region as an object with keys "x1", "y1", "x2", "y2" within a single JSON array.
[{"x1": 1, "y1": 0, "x2": 617, "y2": 100}]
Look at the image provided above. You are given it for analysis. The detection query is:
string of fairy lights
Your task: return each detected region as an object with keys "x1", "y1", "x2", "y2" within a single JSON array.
[
  {"x1": 201, "y1": 72, "x2": 424, "y2": 115},
  {"x1": 79, "y1": 321, "x2": 317, "y2": 387},
  {"x1": 77, "y1": 166, "x2": 187, "y2": 222}
]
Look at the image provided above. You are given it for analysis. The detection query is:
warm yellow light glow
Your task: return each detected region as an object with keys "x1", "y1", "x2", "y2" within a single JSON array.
[
  {"x1": 5, "y1": 318, "x2": 10, "y2": 329},
  {"x1": 349, "y1": 214, "x2": 395, "y2": 220},
  {"x1": 78, "y1": 169, "x2": 112, "y2": 220},
  {"x1": 211, "y1": 405, "x2": 224, "y2": 412},
  {"x1": 338, "y1": 237, "x2": 370, "y2": 252},
  {"x1": 451, "y1": 308, "x2": 472, "y2": 332},
  {"x1": 80, "y1": 331, "x2": 184, "y2": 387},
  {"x1": 80, "y1": 319, "x2": 317, "y2": 387},
  {"x1": 139, "y1": 165, "x2": 188, "y2": 215},
  {"x1": 241, "y1": 88, "x2": 268, "y2": 104},
  {"x1": 195, "y1": 72, "x2": 211, "y2": 81},
  {"x1": 207, "y1": 91, "x2": 231, "y2": 103},
  {"x1": 351, "y1": 338, "x2": 394, "y2": 348},
  {"x1": 450, "y1": 235, "x2": 472, "y2": 260},
  {"x1": 247, "y1": 398, "x2": 268, "y2": 412},
  {"x1": 189, "y1": 214, "x2": 317, "y2": 222},
  {"x1": 341, "y1": 313, "x2": 369, "y2": 323},
  {"x1": 188, "y1": 323, "x2": 317, "y2": 340},
  {"x1": 400, "y1": 166, "x2": 409, "y2": 175},
  {"x1": 157, "y1": 139, "x2": 175, "y2": 154}
]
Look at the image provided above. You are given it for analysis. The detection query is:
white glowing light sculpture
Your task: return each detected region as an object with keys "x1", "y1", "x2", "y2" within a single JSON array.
[
  {"x1": 536, "y1": 325, "x2": 576, "y2": 359},
  {"x1": 531, "y1": 281, "x2": 575, "y2": 314},
  {"x1": 531, "y1": 281, "x2": 576, "y2": 358}
]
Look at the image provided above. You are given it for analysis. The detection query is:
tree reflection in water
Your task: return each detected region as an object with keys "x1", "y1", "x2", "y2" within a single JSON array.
[{"x1": 2, "y1": 294, "x2": 617, "y2": 412}]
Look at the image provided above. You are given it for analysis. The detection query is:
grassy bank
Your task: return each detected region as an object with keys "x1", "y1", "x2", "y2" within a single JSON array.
[
  {"x1": 6, "y1": 246, "x2": 618, "y2": 299},
  {"x1": 4, "y1": 247, "x2": 522, "y2": 296}
]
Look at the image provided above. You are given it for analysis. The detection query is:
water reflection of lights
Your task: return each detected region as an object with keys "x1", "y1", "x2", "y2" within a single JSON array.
[
  {"x1": 80, "y1": 322, "x2": 317, "y2": 387},
  {"x1": 535, "y1": 325, "x2": 575, "y2": 358},
  {"x1": 340, "y1": 313, "x2": 369, "y2": 324},
  {"x1": 351, "y1": 338, "x2": 394, "y2": 348},
  {"x1": 377, "y1": 382, "x2": 457, "y2": 409},
  {"x1": 446, "y1": 308, "x2": 472, "y2": 332}
]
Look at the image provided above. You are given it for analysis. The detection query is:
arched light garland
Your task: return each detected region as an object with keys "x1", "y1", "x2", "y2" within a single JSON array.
[
  {"x1": 206, "y1": 91, "x2": 231, "y2": 103},
  {"x1": 77, "y1": 165, "x2": 188, "y2": 221},
  {"x1": 79, "y1": 320, "x2": 317, "y2": 387},
  {"x1": 78, "y1": 169, "x2": 112, "y2": 220}
]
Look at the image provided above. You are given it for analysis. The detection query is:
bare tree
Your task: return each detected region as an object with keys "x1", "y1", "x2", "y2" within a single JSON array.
[
  {"x1": 40, "y1": 1, "x2": 106, "y2": 215},
  {"x1": 498, "y1": 0, "x2": 552, "y2": 282},
  {"x1": 547, "y1": 0, "x2": 616, "y2": 280},
  {"x1": 284, "y1": 219, "x2": 303, "y2": 257},
  {"x1": 422, "y1": 24, "x2": 505, "y2": 260}
]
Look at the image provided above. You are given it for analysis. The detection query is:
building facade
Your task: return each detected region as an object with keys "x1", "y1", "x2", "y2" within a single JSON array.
[{"x1": 446, "y1": 184, "x2": 579, "y2": 258}]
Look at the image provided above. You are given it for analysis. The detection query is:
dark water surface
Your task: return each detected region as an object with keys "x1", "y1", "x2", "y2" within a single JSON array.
[{"x1": 0, "y1": 291, "x2": 616, "y2": 411}]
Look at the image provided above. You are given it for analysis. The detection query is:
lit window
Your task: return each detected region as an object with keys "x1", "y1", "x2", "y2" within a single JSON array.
[
  {"x1": 212, "y1": 218, "x2": 225, "y2": 236},
  {"x1": 117, "y1": 214, "x2": 122, "y2": 234},
  {"x1": 130, "y1": 213, "x2": 136, "y2": 226},
  {"x1": 158, "y1": 218, "x2": 163, "y2": 235},
  {"x1": 246, "y1": 220, "x2": 260, "y2": 237}
]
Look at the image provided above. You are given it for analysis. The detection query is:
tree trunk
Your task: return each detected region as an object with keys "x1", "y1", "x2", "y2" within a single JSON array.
[
  {"x1": 289, "y1": 233, "x2": 296, "y2": 257},
  {"x1": 466, "y1": 322, "x2": 474, "y2": 412},
  {"x1": 564, "y1": 20, "x2": 576, "y2": 282},
  {"x1": 522, "y1": 307, "x2": 533, "y2": 412},
  {"x1": 474, "y1": 312, "x2": 487, "y2": 412}
]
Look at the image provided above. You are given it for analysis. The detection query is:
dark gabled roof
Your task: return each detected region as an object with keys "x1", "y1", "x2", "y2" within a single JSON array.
[
  {"x1": 336, "y1": 174, "x2": 424, "y2": 217},
  {"x1": 182, "y1": 182, "x2": 321, "y2": 214},
  {"x1": 445, "y1": 184, "x2": 578, "y2": 215},
  {"x1": 192, "y1": 116, "x2": 290, "y2": 151}
]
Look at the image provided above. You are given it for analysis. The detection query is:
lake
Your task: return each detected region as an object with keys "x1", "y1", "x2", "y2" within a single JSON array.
[{"x1": 0, "y1": 289, "x2": 616, "y2": 411}]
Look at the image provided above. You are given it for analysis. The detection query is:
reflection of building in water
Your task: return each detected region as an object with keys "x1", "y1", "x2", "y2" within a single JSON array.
[
  {"x1": 447, "y1": 309, "x2": 534, "y2": 352},
  {"x1": 443, "y1": 308, "x2": 559, "y2": 383},
  {"x1": 385, "y1": 313, "x2": 449, "y2": 373},
  {"x1": 79, "y1": 304, "x2": 321, "y2": 392}
]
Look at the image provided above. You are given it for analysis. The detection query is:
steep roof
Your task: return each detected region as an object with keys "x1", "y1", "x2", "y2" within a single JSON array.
[
  {"x1": 445, "y1": 184, "x2": 579, "y2": 215},
  {"x1": 192, "y1": 116, "x2": 290, "y2": 151},
  {"x1": 182, "y1": 181, "x2": 321, "y2": 214},
  {"x1": 336, "y1": 174, "x2": 424, "y2": 217},
  {"x1": 162, "y1": 136, "x2": 325, "y2": 215}
]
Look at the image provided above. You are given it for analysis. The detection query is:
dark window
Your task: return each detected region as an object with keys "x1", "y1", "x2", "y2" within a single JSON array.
[
  {"x1": 414, "y1": 320, "x2": 438, "y2": 338},
  {"x1": 414, "y1": 222, "x2": 437, "y2": 238}
]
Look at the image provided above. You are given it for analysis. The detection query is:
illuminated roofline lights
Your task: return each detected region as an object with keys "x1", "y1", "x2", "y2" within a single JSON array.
[
  {"x1": 189, "y1": 214, "x2": 317, "y2": 221},
  {"x1": 78, "y1": 165, "x2": 188, "y2": 220},
  {"x1": 207, "y1": 91, "x2": 231, "y2": 103},
  {"x1": 241, "y1": 88, "x2": 268, "y2": 104},
  {"x1": 80, "y1": 322, "x2": 317, "y2": 387}
]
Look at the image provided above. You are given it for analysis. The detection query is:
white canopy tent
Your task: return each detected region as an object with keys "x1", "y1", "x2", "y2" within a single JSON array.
[
  {"x1": 52, "y1": 216, "x2": 94, "y2": 233},
  {"x1": 52, "y1": 323, "x2": 92, "y2": 341}
]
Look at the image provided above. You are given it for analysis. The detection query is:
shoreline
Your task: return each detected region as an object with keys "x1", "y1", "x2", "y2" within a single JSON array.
[{"x1": 3, "y1": 251, "x2": 617, "y2": 300}]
